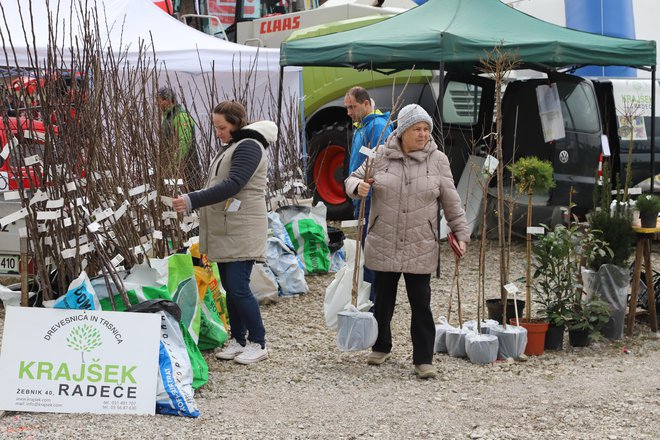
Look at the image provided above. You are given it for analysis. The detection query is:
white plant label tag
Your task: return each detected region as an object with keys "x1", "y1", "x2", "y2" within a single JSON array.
[
  {"x1": 341, "y1": 220, "x2": 359, "y2": 228},
  {"x1": 0, "y1": 208, "x2": 27, "y2": 227},
  {"x1": 359, "y1": 146, "x2": 376, "y2": 158},
  {"x1": 601, "y1": 134, "x2": 611, "y2": 157},
  {"x1": 504, "y1": 283, "x2": 520, "y2": 294},
  {"x1": 526, "y1": 226, "x2": 545, "y2": 235}
]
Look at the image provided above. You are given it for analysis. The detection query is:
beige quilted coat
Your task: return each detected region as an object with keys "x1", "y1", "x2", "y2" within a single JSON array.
[{"x1": 345, "y1": 134, "x2": 469, "y2": 274}]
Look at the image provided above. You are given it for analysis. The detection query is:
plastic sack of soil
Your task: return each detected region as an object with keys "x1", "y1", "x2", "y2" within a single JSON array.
[
  {"x1": 44, "y1": 271, "x2": 101, "y2": 310},
  {"x1": 277, "y1": 203, "x2": 331, "y2": 274},
  {"x1": 329, "y1": 247, "x2": 346, "y2": 273},
  {"x1": 250, "y1": 262, "x2": 279, "y2": 305},
  {"x1": 462, "y1": 319, "x2": 499, "y2": 335},
  {"x1": 465, "y1": 332, "x2": 499, "y2": 364},
  {"x1": 490, "y1": 324, "x2": 527, "y2": 359},
  {"x1": 268, "y1": 211, "x2": 303, "y2": 267},
  {"x1": 446, "y1": 327, "x2": 469, "y2": 357},
  {"x1": 336, "y1": 305, "x2": 378, "y2": 351},
  {"x1": 128, "y1": 300, "x2": 200, "y2": 418},
  {"x1": 266, "y1": 237, "x2": 308, "y2": 296},
  {"x1": 434, "y1": 317, "x2": 454, "y2": 353}
]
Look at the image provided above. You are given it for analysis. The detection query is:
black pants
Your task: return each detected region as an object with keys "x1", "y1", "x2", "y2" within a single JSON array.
[{"x1": 372, "y1": 271, "x2": 435, "y2": 365}]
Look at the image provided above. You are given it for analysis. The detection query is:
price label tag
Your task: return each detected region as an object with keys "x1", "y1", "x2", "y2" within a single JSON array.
[
  {"x1": 341, "y1": 220, "x2": 359, "y2": 228},
  {"x1": 359, "y1": 146, "x2": 376, "y2": 158},
  {"x1": 526, "y1": 226, "x2": 545, "y2": 235},
  {"x1": 504, "y1": 283, "x2": 519, "y2": 294}
]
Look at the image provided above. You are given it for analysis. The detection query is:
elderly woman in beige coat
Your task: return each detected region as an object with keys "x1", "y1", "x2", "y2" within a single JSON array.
[{"x1": 345, "y1": 104, "x2": 469, "y2": 379}]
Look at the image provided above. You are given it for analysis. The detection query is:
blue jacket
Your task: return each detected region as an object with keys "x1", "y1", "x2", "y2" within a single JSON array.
[
  {"x1": 348, "y1": 111, "x2": 392, "y2": 173},
  {"x1": 348, "y1": 111, "x2": 392, "y2": 218}
]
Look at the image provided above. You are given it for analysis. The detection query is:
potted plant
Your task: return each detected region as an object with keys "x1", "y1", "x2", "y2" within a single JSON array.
[
  {"x1": 584, "y1": 162, "x2": 634, "y2": 340},
  {"x1": 635, "y1": 194, "x2": 660, "y2": 228},
  {"x1": 508, "y1": 156, "x2": 554, "y2": 315},
  {"x1": 507, "y1": 157, "x2": 554, "y2": 355},
  {"x1": 531, "y1": 223, "x2": 612, "y2": 350},
  {"x1": 565, "y1": 298, "x2": 611, "y2": 347}
]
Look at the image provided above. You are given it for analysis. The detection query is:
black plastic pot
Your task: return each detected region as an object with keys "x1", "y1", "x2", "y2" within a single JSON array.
[
  {"x1": 486, "y1": 298, "x2": 526, "y2": 325},
  {"x1": 568, "y1": 328, "x2": 590, "y2": 347},
  {"x1": 544, "y1": 324, "x2": 565, "y2": 350},
  {"x1": 640, "y1": 211, "x2": 659, "y2": 228}
]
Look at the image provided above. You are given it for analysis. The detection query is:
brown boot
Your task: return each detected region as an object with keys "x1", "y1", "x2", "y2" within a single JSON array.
[
  {"x1": 414, "y1": 364, "x2": 437, "y2": 379},
  {"x1": 367, "y1": 351, "x2": 391, "y2": 365}
]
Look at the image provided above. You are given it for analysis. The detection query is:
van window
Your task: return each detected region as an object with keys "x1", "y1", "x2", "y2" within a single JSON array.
[
  {"x1": 558, "y1": 81, "x2": 600, "y2": 134},
  {"x1": 442, "y1": 81, "x2": 482, "y2": 125}
]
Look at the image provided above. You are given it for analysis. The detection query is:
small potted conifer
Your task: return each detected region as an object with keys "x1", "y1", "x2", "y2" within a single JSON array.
[{"x1": 635, "y1": 194, "x2": 660, "y2": 228}]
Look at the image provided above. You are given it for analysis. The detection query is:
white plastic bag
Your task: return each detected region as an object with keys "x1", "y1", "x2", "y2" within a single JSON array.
[
  {"x1": 266, "y1": 237, "x2": 308, "y2": 296},
  {"x1": 324, "y1": 265, "x2": 372, "y2": 330},
  {"x1": 465, "y1": 332, "x2": 499, "y2": 364},
  {"x1": 250, "y1": 262, "x2": 279, "y2": 304},
  {"x1": 490, "y1": 324, "x2": 528, "y2": 359},
  {"x1": 446, "y1": 327, "x2": 469, "y2": 357},
  {"x1": 336, "y1": 305, "x2": 378, "y2": 351},
  {"x1": 462, "y1": 319, "x2": 500, "y2": 335},
  {"x1": 434, "y1": 316, "x2": 454, "y2": 353}
]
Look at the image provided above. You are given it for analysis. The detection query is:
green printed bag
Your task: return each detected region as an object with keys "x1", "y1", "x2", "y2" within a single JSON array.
[{"x1": 279, "y1": 203, "x2": 330, "y2": 274}]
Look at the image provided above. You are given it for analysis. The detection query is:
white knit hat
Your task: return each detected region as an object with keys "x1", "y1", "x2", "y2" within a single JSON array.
[{"x1": 396, "y1": 104, "x2": 433, "y2": 137}]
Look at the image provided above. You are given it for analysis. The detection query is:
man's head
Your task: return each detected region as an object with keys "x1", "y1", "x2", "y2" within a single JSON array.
[
  {"x1": 157, "y1": 86, "x2": 176, "y2": 112},
  {"x1": 344, "y1": 86, "x2": 373, "y2": 124}
]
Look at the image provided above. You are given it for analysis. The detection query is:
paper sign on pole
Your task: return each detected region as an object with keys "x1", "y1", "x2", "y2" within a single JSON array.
[
  {"x1": 0, "y1": 307, "x2": 159, "y2": 415},
  {"x1": 536, "y1": 83, "x2": 566, "y2": 143}
]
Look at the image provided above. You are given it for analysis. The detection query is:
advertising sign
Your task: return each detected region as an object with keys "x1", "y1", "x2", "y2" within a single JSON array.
[{"x1": 0, "y1": 307, "x2": 160, "y2": 415}]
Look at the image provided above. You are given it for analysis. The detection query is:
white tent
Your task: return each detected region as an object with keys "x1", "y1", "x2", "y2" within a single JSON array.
[{"x1": 0, "y1": 0, "x2": 300, "y2": 120}]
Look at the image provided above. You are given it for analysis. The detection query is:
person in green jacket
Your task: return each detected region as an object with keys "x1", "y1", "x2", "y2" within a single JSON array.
[{"x1": 158, "y1": 87, "x2": 201, "y2": 191}]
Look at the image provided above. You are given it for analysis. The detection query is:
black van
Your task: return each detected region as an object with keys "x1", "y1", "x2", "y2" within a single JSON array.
[{"x1": 440, "y1": 71, "x2": 610, "y2": 219}]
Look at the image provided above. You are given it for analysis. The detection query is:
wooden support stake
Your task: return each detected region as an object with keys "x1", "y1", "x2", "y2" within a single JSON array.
[{"x1": 20, "y1": 237, "x2": 29, "y2": 307}]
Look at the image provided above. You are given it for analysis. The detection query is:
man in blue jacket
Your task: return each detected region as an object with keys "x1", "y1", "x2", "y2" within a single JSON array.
[{"x1": 344, "y1": 86, "x2": 393, "y2": 307}]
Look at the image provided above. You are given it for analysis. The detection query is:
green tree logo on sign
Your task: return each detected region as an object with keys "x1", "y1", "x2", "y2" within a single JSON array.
[{"x1": 66, "y1": 324, "x2": 102, "y2": 363}]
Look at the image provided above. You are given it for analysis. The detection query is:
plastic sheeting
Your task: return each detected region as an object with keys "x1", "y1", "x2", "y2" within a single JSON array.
[
  {"x1": 266, "y1": 237, "x2": 309, "y2": 296},
  {"x1": 446, "y1": 327, "x2": 469, "y2": 358},
  {"x1": 465, "y1": 333, "x2": 499, "y2": 365},
  {"x1": 434, "y1": 317, "x2": 454, "y2": 353},
  {"x1": 490, "y1": 325, "x2": 528, "y2": 360},
  {"x1": 336, "y1": 306, "x2": 378, "y2": 352},
  {"x1": 324, "y1": 265, "x2": 372, "y2": 330},
  {"x1": 463, "y1": 319, "x2": 500, "y2": 335},
  {"x1": 594, "y1": 264, "x2": 630, "y2": 340}
]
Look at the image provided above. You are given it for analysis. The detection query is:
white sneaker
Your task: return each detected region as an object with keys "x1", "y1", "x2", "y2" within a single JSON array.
[
  {"x1": 234, "y1": 342, "x2": 268, "y2": 364},
  {"x1": 215, "y1": 338, "x2": 245, "y2": 360}
]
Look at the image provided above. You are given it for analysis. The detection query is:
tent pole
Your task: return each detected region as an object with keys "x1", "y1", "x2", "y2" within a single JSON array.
[
  {"x1": 436, "y1": 61, "x2": 445, "y2": 279},
  {"x1": 652, "y1": 66, "x2": 656, "y2": 193},
  {"x1": 277, "y1": 66, "x2": 284, "y2": 132},
  {"x1": 275, "y1": 65, "x2": 284, "y2": 187},
  {"x1": 437, "y1": 62, "x2": 445, "y2": 147}
]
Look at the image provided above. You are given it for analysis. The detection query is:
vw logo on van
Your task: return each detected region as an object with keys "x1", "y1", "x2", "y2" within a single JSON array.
[{"x1": 558, "y1": 150, "x2": 569, "y2": 164}]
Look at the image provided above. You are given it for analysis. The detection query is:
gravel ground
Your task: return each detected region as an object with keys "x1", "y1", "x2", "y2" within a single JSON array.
[{"x1": 0, "y1": 240, "x2": 659, "y2": 439}]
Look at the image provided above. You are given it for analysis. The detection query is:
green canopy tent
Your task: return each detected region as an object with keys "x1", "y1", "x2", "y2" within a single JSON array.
[
  {"x1": 279, "y1": 0, "x2": 656, "y2": 71},
  {"x1": 278, "y1": 0, "x2": 657, "y2": 188}
]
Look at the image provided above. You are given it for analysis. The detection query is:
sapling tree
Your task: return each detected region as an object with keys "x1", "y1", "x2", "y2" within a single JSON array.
[
  {"x1": 478, "y1": 45, "x2": 521, "y2": 325},
  {"x1": 508, "y1": 156, "x2": 554, "y2": 321}
]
